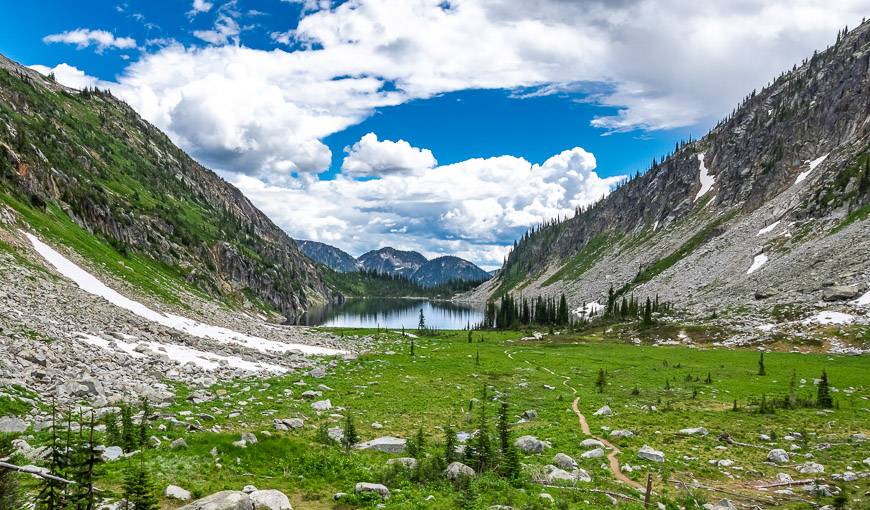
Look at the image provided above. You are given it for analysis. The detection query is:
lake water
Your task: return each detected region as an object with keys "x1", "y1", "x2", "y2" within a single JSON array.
[{"x1": 295, "y1": 298, "x2": 484, "y2": 329}]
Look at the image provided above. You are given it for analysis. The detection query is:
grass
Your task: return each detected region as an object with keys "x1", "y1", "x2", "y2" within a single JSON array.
[
  {"x1": 542, "y1": 234, "x2": 615, "y2": 286},
  {"x1": 12, "y1": 327, "x2": 865, "y2": 509}
]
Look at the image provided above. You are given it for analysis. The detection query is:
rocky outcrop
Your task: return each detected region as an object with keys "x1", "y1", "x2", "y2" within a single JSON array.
[
  {"x1": 356, "y1": 247, "x2": 428, "y2": 278},
  {"x1": 473, "y1": 22, "x2": 870, "y2": 314},
  {"x1": 0, "y1": 53, "x2": 329, "y2": 319}
]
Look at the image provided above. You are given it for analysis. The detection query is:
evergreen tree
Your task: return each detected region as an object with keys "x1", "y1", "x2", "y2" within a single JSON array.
[
  {"x1": 105, "y1": 412, "x2": 121, "y2": 446},
  {"x1": 758, "y1": 352, "x2": 766, "y2": 376},
  {"x1": 704, "y1": 372, "x2": 713, "y2": 384},
  {"x1": 315, "y1": 422, "x2": 332, "y2": 445},
  {"x1": 816, "y1": 370, "x2": 833, "y2": 408},
  {"x1": 0, "y1": 436, "x2": 22, "y2": 510},
  {"x1": 595, "y1": 368, "x2": 607, "y2": 393},
  {"x1": 642, "y1": 297, "x2": 652, "y2": 326},
  {"x1": 475, "y1": 349, "x2": 480, "y2": 366},
  {"x1": 36, "y1": 408, "x2": 69, "y2": 510},
  {"x1": 443, "y1": 424, "x2": 458, "y2": 465},
  {"x1": 417, "y1": 308, "x2": 426, "y2": 333},
  {"x1": 788, "y1": 369, "x2": 798, "y2": 408},
  {"x1": 467, "y1": 330, "x2": 472, "y2": 343},
  {"x1": 497, "y1": 398, "x2": 521, "y2": 480},
  {"x1": 407, "y1": 427, "x2": 426, "y2": 459},
  {"x1": 121, "y1": 459, "x2": 159, "y2": 510},
  {"x1": 138, "y1": 399, "x2": 151, "y2": 449},
  {"x1": 468, "y1": 385, "x2": 493, "y2": 472},
  {"x1": 341, "y1": 414, "x2": 359, "y2": 452},
  {"x1": 120, "y1": 404, "x2": 136, "y2": 451},
  {"x1": 410, "y1": 338, "x2": 415, "y2": 357},
  {"x1": 69, "y1": 411, "x2": 98, "y2": 510}
]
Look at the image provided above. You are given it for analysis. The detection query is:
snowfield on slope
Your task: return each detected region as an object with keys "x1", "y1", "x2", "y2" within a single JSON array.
[
  {"x1": 23, "y1": 231, "x2": 345, "y2": 356},
  {"x1": 694, "y1": 152, "x2": 715, "y2": 202},
  {"x1": 794, "y1": 153, "x2": 829, "y2": 185},
  {"x1": 747, "y1": 254, "x2": 768, "y2": 274}
]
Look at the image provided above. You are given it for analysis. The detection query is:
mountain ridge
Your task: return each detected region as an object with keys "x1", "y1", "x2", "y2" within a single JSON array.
[{"x1": 470, "y1": 22, "x2": 870, "y2": 313}]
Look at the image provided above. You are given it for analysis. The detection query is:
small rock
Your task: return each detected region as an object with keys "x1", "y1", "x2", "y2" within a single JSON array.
[
  {"x1": 767, "y1": 449, "x2": 789, "y2": 464},
  {"x1": 170, "y1": 438, "x2": 188, "y2": 449},
  {"x1": 355, "y1": 482, "x2": 389, "y2": 499},
  {"x1": 515, "y1": 435, "x2": 550, "y2": 454},
  {"x1": 637, "y1": 445, "x2": 665, "y2": 463},
  {"x1": 354, "y1": 436, "x2": 406, "y2": 454},
  {"x1": 249, "y1": 489, "x2": 292, "y2": 510},
  {"x1": 311, "y1": 400, "x2": 332, "y2": 411},
  {"x1": 592, "y1": 405, "x2": 612, "y2": 417},
  {"x1": 100, "y1": 446, "x2": 123, "y2": 462},
  {"x1": 677, "y1": 427, "x2": 708, "y2": 436},
  {"x1": 552, "y1": 453, "x2": 577, "y2": 470},
  {"x1": 581, "y1": 448, "x2": 604, "y2": 459},
  {"x1": 165, "y1": 485, "x2": 192, "y2": 501},
  {"x1": 386, "y1": 458, "x2": 417, "y2": 469}
]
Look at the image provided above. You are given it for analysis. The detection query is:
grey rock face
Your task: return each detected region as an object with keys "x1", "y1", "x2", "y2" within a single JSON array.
[
  {"x1": 0, "y1": 416, "x2": 28, "y2": 433},
  {"x1": 514, "y1": 435, "x2": 550, "y2": 454},
  {"x1": 177, "y1": 491, "x2": 254, "y2": 510},
  {"x1": 445, "y1": 461, "x2": 476, "y2": 480},
  {"x1": 354, "y1": 482, "x2": 390, "y2": 499},
  {"x1": 354, "y1": 436, "x2": 406, "y2": 454}
]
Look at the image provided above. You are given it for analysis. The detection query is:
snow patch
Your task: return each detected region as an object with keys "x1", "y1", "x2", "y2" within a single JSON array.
[
  {"x1": 77, "y1": 333, "x2": 286, "y2": 373},
  {"x1": 694, "y1": 152, "x2": 714, "y2": 202},
  {"x1": 757, "y1": 220, "x2": 781, "y2": 236},
  {"x1": 23, "y1": 231, "x2": 345, "y2": 356},
  {"x1": 652, "y1": 220, "x2": 659, "y2": 231},
  {"x1": 747, "y1": 254, "x2": 768, "y2": 274},
  {"x1": 573, "y1": 302, "x2": 604, "y2": 319},
  {"x1": 852, "y1": 288, "x2": 870, "y2": 307},
  {"x1": 802, "y1": 311, "x2": 854, "y2": 326},
  {"x1": 794, "y1": 153, "x2": 829, "y2": 185}
]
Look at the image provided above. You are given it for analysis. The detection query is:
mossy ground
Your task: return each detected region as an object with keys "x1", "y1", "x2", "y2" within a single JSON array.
[{"x1": 9, "y1": 327, "x2": 864, "y2": 509}]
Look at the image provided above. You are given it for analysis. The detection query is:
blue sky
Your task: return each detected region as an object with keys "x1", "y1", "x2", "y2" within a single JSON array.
[{"x1": 1, "y1": 0, "x2": 865, "y2": 268}]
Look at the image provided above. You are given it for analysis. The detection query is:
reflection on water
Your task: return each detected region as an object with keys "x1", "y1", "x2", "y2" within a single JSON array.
[{"x1": 296, "y1": 298, "x2": 483, "y2": 329}]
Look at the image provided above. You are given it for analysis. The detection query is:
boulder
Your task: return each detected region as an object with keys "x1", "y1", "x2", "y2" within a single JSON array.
[
  {"x1": 387, "y1": 457, "x2": 418, "y2": 469},
  {"x1": 309, "y1": 367, "x2": 327, "y2": 378},
  {"x1": 171, "y1": 438, "x2": 188, "y2": 449},
  {"x1": 354, "y1": 482, "x2": 389, "y2": 499},
  {"x1": 581, "y1": 448, "x2": 604, "y2": 459},
  {"x1": 0, "y1": 416, "x2": 28, "y2": 433},
  {"x1": 354, "y1": 436, "x2": 406, "y2": 454},
  {"x1": 552, "y1": 453, "x2": 577, "y2": 470},
  {"x1": 677, "y1": 427, "x2": 708, "y2": 436},
  {"x1": 609, "y1": 429, "x2": 634, "y2": 438},
  {"x1": 273, "y1": 418, "x2": 304, "y2": 431},
  {"x1": 327, "y1": 427, "x2": 343, "y2": 443},
  {"x1": 703, "y1": 499, "x2": 737, "y2": 510},
  {"x1": 637, "y1": 445, "x2": 665, "y2": 463},
  {"x1": 445, "y1": 461, "x2": 476, "y2": 480},
  {"x1": 797, "y1": 462, "x2": 824, "y2": 474},
  {"x1": 240, "y1": 432, "x2": 258, "y2": 445},
  {"x1": 249, "y1": 489, "x2": 292, "y2": 510},
  {"x1": 178, "y1": 491, "x2": 253, "y2": 510},
  {"x1": 311, "y1": 400, "x2": 331, "y2": 411},
  {"x1": 767, "y1": 449, "x2": 789, "y2": 464},
  {"x1": 521, "y1": 410, "x2": 538, "y2": 420},
  {"x1": 822, "y1": 285, "x2": 861, "y2": 301},
  {"x1": 100, "y1": 446, "x2": 123, "y2": 462},
  {"x1": 515, "y1": 435, "x2": 550, "y2": 454},
  {"x1": 165, "y1": 485, "x2": 192, "y2": 501},
  {"x1": 592, "y1": 405, "x2": 612, "y2": 417},
  {"x1": 580, "y1": 439, "x2": 604, "y2": 448},
  {"x1": 542, "y1": 465, "x2": 590, "y2": 483}
]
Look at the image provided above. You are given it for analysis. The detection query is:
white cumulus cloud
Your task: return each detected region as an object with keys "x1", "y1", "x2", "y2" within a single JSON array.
[
  {"x1": 43, "y1": 28, "x2": 137, "y2": 53},
  {"x1": 189, "y1": 0, "x2": 214, "y2": 15},
  {"x1": 341, "y1": 133, "x2": 437, "y2": 177}
]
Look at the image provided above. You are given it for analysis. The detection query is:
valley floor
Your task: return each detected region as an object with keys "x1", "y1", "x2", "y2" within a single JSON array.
[{"x1": 8, "y1": 327, "x2": 864, "y2": 509}]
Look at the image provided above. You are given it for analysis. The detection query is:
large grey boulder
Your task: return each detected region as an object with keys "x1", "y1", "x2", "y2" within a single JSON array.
[
  {"x1": 767, "y1": 449, "x2": 789, "y2": 464},
  {"x1": 249, "y1": 489, "x2": 292, "y2": 510},
  {"x1": 552, "y1": 453, "x2": 577, "y2": 470},
  {"x1": 273, "y1": 418, "x2": 303, "y2": 431},
  {"x1": 165, "y1": 485, "x2": 192, "y2": 501},
  {"x1": 581, "y1": 448, "x2": 604, "y2": 459},
  {"x1": 100, "y1": 446, "x2": 123, "y2": 462},
  {"x1": 311, "y1": 400, "x2": 331, "y2": 411},
  {"x1": 677, "y1": 427, "x2": 708, "y2": 436},
  {"x1": 637, "y1": 445, "x2": 665, "y2": 463},
  {"x1": 0, "y1": 416, "x2": 28, "y2": 433},
  {"x1": 515, "y1": 435, "x2": 550, "y2": 454},
  {"x1": 542, "y1": 465, "x2": 591, "y2": 484},
  {"x1": 354, "y1": 436, "x2": 406, "y2": 454},
  {"x1": 178, "y1": 491, "x2": 253, "y2": 510},
  {"x1": 580, "y1": 438, "x2": 604, "y2": 448},
  {"x1": 445, "y1": 461, "x2": 476, "y2": 480},
  {"x1": 823, "y1": 285, "x2": 861, "y2": 301},
  {"x1": 354, "y1": 482, "x2": 389, "y2": 499},
  {"x1": 592, "y1": 405, "x2": 612, "y2": 417}
]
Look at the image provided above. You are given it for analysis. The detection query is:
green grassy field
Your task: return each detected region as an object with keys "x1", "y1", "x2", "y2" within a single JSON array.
[{"x1": 23, "y1": 327, "x2": 858, "y2": 510}]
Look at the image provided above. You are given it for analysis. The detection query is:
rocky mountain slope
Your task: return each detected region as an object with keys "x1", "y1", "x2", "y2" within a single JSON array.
[
  {"x1": 298, "y1": 239, "x2": 361, "y2": 273},
  {"x1": 356, "y1": 247, "x2": 428, "y2": 277},
  {"x1": 412, "y1": 255, "x2": 491, "y2": 288},
  {"x1": 0, "y1": 53, "x2": 329, "y2": 319},
  {"x1": 469, "y1": 22, "x2": 870, "y2": 316}
]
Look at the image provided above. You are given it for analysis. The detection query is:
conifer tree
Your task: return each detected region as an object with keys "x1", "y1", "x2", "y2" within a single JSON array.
[
  {"x1": 443, "y1": 424, "x2": 458, "y2": 465},
  {"x1": 816, "y1": 370, "x2": 833, "y2": 408},
  {"x1": 467, "y1": 330, "x2": 472, "y2": 343},
  {"x1": 105, "y1": 412, "x2": 121, "y2": 446},
  {"x1": 138, "y1": 399, "x2": 151, "y2": 449},
  {"x1": 595, "y1": 368, "x2": 607, "y2": 393},
  {"x1": 468, "y1": 385, "x2": 493, "y2": 472},
  {"x1": 120, "y1": 404, "x2": 136, "y2": 451},
  {"x1": 475, "y1": 349, "x2": 480, "y2": 366},
  {"x1": 417, "y1": 308, "x2": 426, "y2": 333},
  {"x1": 643, "y1": 297, "x2": 652, "y2": 326},
  {"x1": 758, "y1": 352, "x2": 766, "y2": 376},
  {"x1": 497, "y1": 398, "x2": 521, "y2": 480},
  {"x1": 122, "y1": 459, "x2": 159, "y2": 510},
  {"x1": 341, "y1": 414, "x2": 359, "y2": 452},
  {"x1": 0, "y1": 437, "x2": 21, "y2": 510},
  {"x1": 36, "y1": 407, "x2": 69, "y2": 510},
  {"x1": 407, "y1": 427, "x2": 426, "y2": 459},
  {"x1": 69, "y1": 411, "x2": 98, "y2": 510},
  {"x1": 410, "y1": 338, "x2": 415, "y2": 357},
  {"x1": 788, "y1": 369, "x2": 798, "y2": 408}
]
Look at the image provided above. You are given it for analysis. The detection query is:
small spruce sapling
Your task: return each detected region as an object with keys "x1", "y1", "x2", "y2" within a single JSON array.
[
  {"x1": 595, "y1": 368, "x2": 607, "y2": 393},
  {"x1": 816, "y1": 370, "x2": 833, "y2": 408},
  {"x1": 341, "y1": 414, "x2": 359, "y2": 452},
  {"x1": 443, "y1": 424, "x2": 458, "y2": 465},
  {"x1": 758, "y1": 352, "x2": 766, "y2": 376}
]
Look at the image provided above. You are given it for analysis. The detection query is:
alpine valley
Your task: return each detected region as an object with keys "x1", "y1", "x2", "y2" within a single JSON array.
[{"x1": 0, "y1": 10, "x2": 868, "y2": 510}]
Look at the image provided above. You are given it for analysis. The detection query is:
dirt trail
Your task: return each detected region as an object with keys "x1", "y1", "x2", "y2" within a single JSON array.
[{"x1": 507, "y1": 349, "x2": 643, "y2": 490}]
